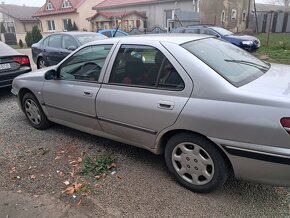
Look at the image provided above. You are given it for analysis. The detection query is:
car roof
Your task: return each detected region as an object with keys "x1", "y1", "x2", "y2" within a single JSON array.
[
  {"x1": 85, "y1": 34, "x2": 212, "y2": 46},
  {"x1": 51, "y1": 31, "x2": 103, "y2": 36},
  {"x1": 0, "y1": 41, "x2": 21, "y2": 57}
]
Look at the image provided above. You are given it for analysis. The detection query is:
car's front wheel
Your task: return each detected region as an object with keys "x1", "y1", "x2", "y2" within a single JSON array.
[
  {"x1": 22, "y1": 92, "x2": 51, "y2": 130},
  {"x1": 165, "y1": 133, "x2": 229, "y2": 193},
  {"x1": 37, "y1": 57, "x2": 47, "y2": 69}
]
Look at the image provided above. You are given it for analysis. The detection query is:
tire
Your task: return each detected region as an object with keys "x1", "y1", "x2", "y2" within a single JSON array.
[
  {"x1": 165, "y1": 133, "x2": 228, "y2": 193},
  {"x1": 22, "y1": 92, "x2": 51, "y2": 130},
  {"x1": 37, "y1": 57, "x2": 47, "y2": 69}
]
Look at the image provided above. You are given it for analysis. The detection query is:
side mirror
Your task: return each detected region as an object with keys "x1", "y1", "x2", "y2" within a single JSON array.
[
  {"x1": 68, "y1": 46, "x2": 77, "y2": 51},
  {"x1": 45, "y1": 69, "x2": 57, "y2": 80}
]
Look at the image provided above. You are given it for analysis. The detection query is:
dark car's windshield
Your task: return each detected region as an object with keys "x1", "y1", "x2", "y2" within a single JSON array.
[
  {"x1": 75, "y1": 34, "x2": 107, "y2": 45},
  {"x1": 210, "y1": 27, "x2": 233, "y2": 36},
  {"x1": 182, "y1": 38, "x2": 270, "y2": 87}
]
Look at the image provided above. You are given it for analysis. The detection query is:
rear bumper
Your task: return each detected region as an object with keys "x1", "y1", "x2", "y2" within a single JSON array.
[
  {"x1": 0, "y1": 68, "x2": 31, "y2": 88},
  {"x1": 211, "y1": 137, "x2": 290, "y2": 187}
]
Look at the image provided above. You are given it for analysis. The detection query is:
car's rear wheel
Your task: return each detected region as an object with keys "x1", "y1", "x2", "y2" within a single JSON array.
[
  {"x1": 37, "y1": 57, "x2": 47, "y2": 69},
  {"x1": 22, "y1": 92, "x2": 51, "y2": 130},
  {"x1": 165, "y1": 133, "x2": 228, "y2": 193}
]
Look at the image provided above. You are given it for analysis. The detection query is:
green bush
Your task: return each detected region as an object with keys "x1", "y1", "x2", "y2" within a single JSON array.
[
  {"x1": 67, "y1": 19, "x2": 73, "y2": 31},
  {"x1": 31, "y1": 26, "x2": 42, "y2": 43},
  {"x1": 19, "y1": 39, "x2": 23, "y2": 48},
  {"x1": 73, "y1": 22, "x2": 78, "y2": 31},
  {"x1": 25, "y1": 32, "x2": 33, "y2": 47}
]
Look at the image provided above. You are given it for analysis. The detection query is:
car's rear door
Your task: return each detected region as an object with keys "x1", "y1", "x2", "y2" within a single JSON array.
[
  {"x1": 42, "y1": 43, "x2": 115, "y2": 132},
  {"x1": 45, "y1": 34, "x2": 64, "y2": 65},
  {"x1": 96, "y1": 41, "x2": 193, "y2": 149}
]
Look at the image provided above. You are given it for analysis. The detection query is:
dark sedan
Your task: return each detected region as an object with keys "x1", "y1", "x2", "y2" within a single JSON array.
[
  {"x1": 172, "y1": 25, "x2": 260, "y2": 51},
  {"x1": 32, "y1": 31, "x2": 107, "y2": 69},
  {"x1": 0, "y1": 41, "x2": 31, "y2": 88}
]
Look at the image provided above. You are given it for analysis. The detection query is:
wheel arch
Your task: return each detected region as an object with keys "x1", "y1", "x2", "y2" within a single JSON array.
[{"x1": 156, "y1": 129, "x2": 233, "y2": 173}]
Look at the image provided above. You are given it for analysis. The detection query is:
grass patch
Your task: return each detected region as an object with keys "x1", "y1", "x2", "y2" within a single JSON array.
[
  {"x1": 79, "y1": 154, "x2": 116, "y2": 177},
  {"x1": 255, "y1": 33, "x2": 290, "y2": 65},
  {"x1": 10, "y1": 44, "x2": 29, "y2": 49}
]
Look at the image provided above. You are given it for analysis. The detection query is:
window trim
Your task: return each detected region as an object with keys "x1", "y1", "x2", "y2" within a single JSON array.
[
  {"x1": 46, "y1": 2, "x2": 53, "y2": 10},
  {"x1": 47, "y1": 20, "x2": 55, "y2": 32},
  {"x1": 108, "y1": 44, "x2": 185, "y2": 91},
  {"x1": 62, "y1": 0, "x2": 71, "y2": 8}
]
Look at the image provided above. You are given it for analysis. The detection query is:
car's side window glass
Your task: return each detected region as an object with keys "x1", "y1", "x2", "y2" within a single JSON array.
[
  {"x1": 62, "y1": 35, "x2": 78, "y2": 50},
  {"x1": 109, "y1": 45, "x2": 184, "y2": 90},
  {"x1": 48, "y1": 35, "x2": 61, "y2": 48},
  {"x1": 186, "y1": 28, "x2": 199, "y2": 34},
  {"x1": 43, "y1": 37, "x2": 49, "y2": 46},
  {"x1": 59, "y1": 44, "x2": 113, "y2": 82},
  {"x1": 200, "y1": 28, "x2": 210, "y2": 35},
  {"x1": 102, "y1": 31, "x2": 112, "y2": 37}
]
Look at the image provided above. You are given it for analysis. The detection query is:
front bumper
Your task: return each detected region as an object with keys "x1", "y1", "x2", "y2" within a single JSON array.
[{"x1": 211, "y1": 137, "x2": 290, "y2": 187}]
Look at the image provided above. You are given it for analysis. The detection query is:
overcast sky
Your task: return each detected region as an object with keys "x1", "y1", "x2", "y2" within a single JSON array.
[{"x1": 0, "y1": 0, "x2": 276, "y2": 7}]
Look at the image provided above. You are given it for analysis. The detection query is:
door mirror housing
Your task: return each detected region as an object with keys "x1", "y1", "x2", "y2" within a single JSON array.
[
  {"x1": 45, "y1": 69, "x2": 57, "y2": 80},
  {"x1": 68, "y1": 46, "x2": 77, "y2": 51}
]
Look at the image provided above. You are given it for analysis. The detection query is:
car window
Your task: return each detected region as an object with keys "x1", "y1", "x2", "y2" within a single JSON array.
[
  {"x1": 185, "y1": 28, "x2": 199, "y2": 34},
  {"x1": 200, "y1": 28, "x2": 210, "y2": 35},
  {"x1": 62, "y1": 35, "x2": 78, "y2": 50},
  {"x1": 59, "y1": 44, "x2": 113, "y2": 82},
  {"x1": 182, "y1": 38, "x2": 270, "y2": 87},
  {"x1": 43, "y1": 37, "x2": 49, "y2": 46},
  {"x1": 109, "y1": 45, "x2": 184, "y2": 90},
  {"x1": 101, "y1": 31, "x2": 112, "y2": 37},
  {"x1": 48, "y1": 35, "x2": 61, "y2": 48}
]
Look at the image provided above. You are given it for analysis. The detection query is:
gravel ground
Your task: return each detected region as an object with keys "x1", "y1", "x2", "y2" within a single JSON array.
[{"x1": 0, "y1": 87, "x2": 289, "y2": 217}]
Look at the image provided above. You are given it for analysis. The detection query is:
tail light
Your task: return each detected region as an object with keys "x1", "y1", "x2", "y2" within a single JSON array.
[
  {"x1": 280, "y1": 118, "x2": 290, "y2": 134},
  {"x1": 13, "y1": 56, "x2": 30, "y2": 65}
]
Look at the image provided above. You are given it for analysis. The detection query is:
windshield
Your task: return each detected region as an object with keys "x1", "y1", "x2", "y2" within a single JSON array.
[
  {"x1": 182, "y1": 38, "x2": 270, "y2": 87},
  {"x1": 75, "y1": 34, "x2": 107, "y2": 45},
  {"x1": 210, "y1": 27, "x2": 233, "y2": 36}
]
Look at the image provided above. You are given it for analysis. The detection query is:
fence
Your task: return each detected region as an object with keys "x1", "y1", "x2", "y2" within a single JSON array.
[{"x1": 256, "y1": 11, "x2": 290, "y2": 33}]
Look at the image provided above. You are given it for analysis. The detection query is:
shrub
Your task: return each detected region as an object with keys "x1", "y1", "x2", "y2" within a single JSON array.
[
  {"x1": 19, "y1": 39, "x2": 23, "y2": 48},
  {"x1": 25, "y1": 32, "x2": 33, "y2": 47},
  {"x1": 31, "y1": 26, "x2": 42, "y2": 43},
  {"x1": 67, "y1": 19, "x2": 73, "y2": 31},
  {"x1": 73, "y1": 22, "x2": 78, "y2": 31}
]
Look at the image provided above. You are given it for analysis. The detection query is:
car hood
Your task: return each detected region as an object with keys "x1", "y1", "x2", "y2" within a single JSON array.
[
  {"x1": 241, "y1": 63, "x2": 290, "y2": 98},
  {"x1": 224, "y1": 34, "x2": 257, "y2": 42}
]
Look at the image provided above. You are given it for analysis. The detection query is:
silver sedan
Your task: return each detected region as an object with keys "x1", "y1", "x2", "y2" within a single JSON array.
[{"x1": 11, "y1": 34, "x2": 290, "y2": 193}]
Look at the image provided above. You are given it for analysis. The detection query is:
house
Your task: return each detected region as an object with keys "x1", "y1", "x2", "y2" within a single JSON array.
[
  {"x1": 90, "y1": 0, "x2": 251, "y2": 33},
  {"x1": 0, "y1": 3, "x2": 40, "y2": 44},
  {"x1": 33, "y1": 0, "x2": 103, "y2": 33}
]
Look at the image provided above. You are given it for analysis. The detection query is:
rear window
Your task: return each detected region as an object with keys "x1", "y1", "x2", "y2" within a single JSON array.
[
  {"x1": 182, "y1": 38, "x2": 270, "y2": 87},
  {"x1": 75, "y1": 34, "x2": 107, "y2": 44}
]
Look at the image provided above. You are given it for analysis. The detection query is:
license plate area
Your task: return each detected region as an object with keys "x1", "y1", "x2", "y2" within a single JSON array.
[{"x1": 0, "y1": 63, "x2": 11, "y2": 71}]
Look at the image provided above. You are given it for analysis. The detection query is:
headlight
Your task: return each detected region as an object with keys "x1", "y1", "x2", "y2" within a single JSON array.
[{"x1": 242, "y1": 40, "x2": 254, "y2": 45}]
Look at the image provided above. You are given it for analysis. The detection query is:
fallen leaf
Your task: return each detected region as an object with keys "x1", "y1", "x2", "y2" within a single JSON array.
[
  {"x1": 55, "y1": 156, "x2": 61, "y2": 160},
  {"x1": 95, "y1": 175, "x2": 102, "y2": 180},
  {"x1": 66, "y1": 186, "x2": 75, "y2": 195},
  {"x1": 16, "y1": 190, "x2": 22, "y2": 193},
  {"x1": 117, "y1": 175, "x2": 123, "y2": 179},
  {"x1": 30, "y1": 175, "x2": 36, "y2": 179},
  {"x1": 108, "y1": 163, "x2": 117, "y2": 169},
  {"x1": 77, "y1": 199, "x2": 82, "y2": 206},
  {"x1": 63, "y1": 180, "x2": 70, "y2": 186},
  {"x1": 33, "y1": 195, "x2": 39, "y2": 197},
  {"x1": 66, "y1": 183, "x2": 83, "y2": 195},
  {"x1": 74, "y1": 183, "x2": 82, "y2": 192},
  {"x1": 77, "y1": 157, "x2": 82, "y2": 163}
]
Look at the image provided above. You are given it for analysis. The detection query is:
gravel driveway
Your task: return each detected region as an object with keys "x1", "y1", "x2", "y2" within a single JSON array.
[{"x1": 0, "y1": 87, "x2": 289, "y2": 217}]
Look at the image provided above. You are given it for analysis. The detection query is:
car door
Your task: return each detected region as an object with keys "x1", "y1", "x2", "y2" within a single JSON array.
[
  {"x1": 45, "y1": 34, "x2": 64, "y2": 65},
  {"x1": 42, "y1": 44, "x2": 115, "y2": 132},
  {"x1": 61, "y1": 34, "x2": 78, "y2": 59},
  {"x1": 96, "y1": 41, "x2": 193, "y2": 149}
]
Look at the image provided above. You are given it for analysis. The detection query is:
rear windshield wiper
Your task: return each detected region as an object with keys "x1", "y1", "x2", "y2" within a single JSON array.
[{"x1": 224, "y1": 59, "x2": 270, "y2": 72}]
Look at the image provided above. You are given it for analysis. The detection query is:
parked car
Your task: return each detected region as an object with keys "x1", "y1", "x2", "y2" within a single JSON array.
[
  {"x1": 0, "y1": 41, "x2": 31, "y2": 88},
  {"x1": 98, "y1": 29, "x2": 129, "y2": 37},
  {"x1": 172, "y1": 25, "x2": 260, "y2": 51},
  {"x1": 12, "y1": 34, "x2": 290, "y2": 193},
  {"x1": 32, "y1": 31, "x2": 107, "y2": 69}
]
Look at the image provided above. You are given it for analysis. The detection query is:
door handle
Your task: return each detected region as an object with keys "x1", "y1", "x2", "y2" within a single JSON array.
[
  {"x1": 43, "y1": 49, "x2": 46, "y2": 52},
  {"x1": 157, "y1": 100, "x2": 174, "y2": 110},
  {"x1": 83, "y1": 90, "x2": 93, "y2": 97}
]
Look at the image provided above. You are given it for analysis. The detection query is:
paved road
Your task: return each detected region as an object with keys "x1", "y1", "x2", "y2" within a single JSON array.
[
  {"x1": 16, "y1": 48, "x2": 37, "y2": 70},
  {"x1": 0, "y1": 88, "x2": 288, "y2": 217}
]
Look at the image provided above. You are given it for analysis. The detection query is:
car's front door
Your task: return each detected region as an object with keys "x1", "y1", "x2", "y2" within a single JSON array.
[
  {"x1": 42, "y1": 44, "x2": 114, "y2": 132},
  {"x1": 45, "y1": 34, "x2": 64, "y2": 66},
  {"x1": 96, "y1": 42, "x2": 193, "y2": 149}
]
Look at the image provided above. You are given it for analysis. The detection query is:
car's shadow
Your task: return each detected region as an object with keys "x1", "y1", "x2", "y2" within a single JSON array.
[{"x1": 0, "y1": 87, "x2": 13, "y2": 101}]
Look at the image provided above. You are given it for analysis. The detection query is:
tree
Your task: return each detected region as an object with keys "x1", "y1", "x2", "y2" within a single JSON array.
[
  {"x1": 25, "y1": 32, "x2": 33, "y2": 47},
  {"x1": 31, "y1": 25, "x2": 42, "y2": 43},
  {"x1": 73, "y1": 22, "x2": 78, "y2": 31},
  {"x1": 67, "y1": 19, "x2": 73, "y2": 31},
  {"x1": 0, "y1": 22, "x2": 6, "y2": 33},
  {"x1": 270, "y1": 0, "x2": 290, "y2": 10}
]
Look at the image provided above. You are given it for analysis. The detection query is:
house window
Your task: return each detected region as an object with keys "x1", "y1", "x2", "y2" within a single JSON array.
[
  {"x1": 46, "y1": 2, "x2": 53, "y2": 10},
  {"x1": 165, "y1": 10, "x2": 173, "y2": 27},
  {"x1": 231, "y1": 9, "x2": 237, "y2": 20},
  {"x1": 242, "y1": 10, "x2": 247, "y2": 21},
  {"x1": 47, "y1": 20, "x2": 55, "y2": 31},
  {"x1": 62, "y1": 0, "x2": 71, "y2": 8},
  {"x1": 63, "y1": 18, "x2": 71, "y2": 31},
  {"x1": 221, "y1": 10, "x2": 225, "y2": 23}
]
